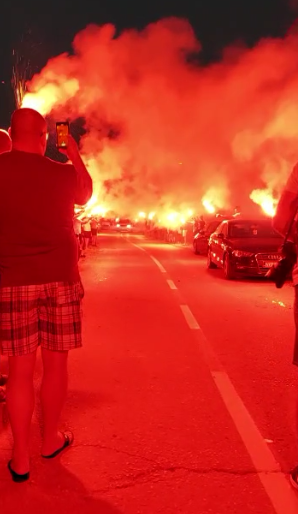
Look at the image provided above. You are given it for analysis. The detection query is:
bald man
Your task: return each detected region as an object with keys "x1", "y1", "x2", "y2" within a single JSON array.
[{"x1": 0, "y1": 108, "x2": 92, "y2": 482}]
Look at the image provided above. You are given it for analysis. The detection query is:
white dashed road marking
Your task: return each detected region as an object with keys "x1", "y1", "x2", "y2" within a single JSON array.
[
  {"x1": 180, "y1": 305, "x2": 201, "y2": 330},
  {"x1": 167, "y1": 279, "x2": 177, "y2": 290},
  {"x1": 149, "y1": 255, "x2": 166, "y2": 273},
  {"x1": 131, "y1": 243, "x2": 166, "y2": 273}
]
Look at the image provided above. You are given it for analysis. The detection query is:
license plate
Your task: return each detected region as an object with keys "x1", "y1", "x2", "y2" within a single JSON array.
[{"x1": 263, "y1": 261, "x2": 278, "y2": 268}]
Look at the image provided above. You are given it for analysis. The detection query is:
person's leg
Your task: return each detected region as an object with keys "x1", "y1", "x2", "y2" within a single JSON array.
[
  {"x1": 6, "y1": 351, "x2": 37, "y2": 474},
  {"x1": 40, "y1": 348, "x2": 69, "y2": 456},
  {"x1": 39, "y1": 281, "x2": 84, "y2": 456}
]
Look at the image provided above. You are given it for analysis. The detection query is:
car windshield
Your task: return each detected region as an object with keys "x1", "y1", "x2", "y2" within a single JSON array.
[{"x1": 228, "y1": 221, "x2": 281, "y2": 239}]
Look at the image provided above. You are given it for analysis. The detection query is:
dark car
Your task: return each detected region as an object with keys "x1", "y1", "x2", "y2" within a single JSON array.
[
  {"x1": 207, "y1": 218, "x2": 283, "y2": 280},
  {"x1": 193, "y1": 220, "x2": 221, "y2": 255}
]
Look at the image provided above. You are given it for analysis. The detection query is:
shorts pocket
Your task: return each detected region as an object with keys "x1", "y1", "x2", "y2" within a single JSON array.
[{"x1": 46, "y1": 281, "x2": 85, "y2": 307}]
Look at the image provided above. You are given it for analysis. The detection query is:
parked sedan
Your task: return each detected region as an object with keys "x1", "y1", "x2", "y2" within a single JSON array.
[
  {"x1": 207, "y1": 218, "x2": 283, "y2": 280},
  {"x1": 193, "y1": 220, "x2": 221, "y2": 255}
]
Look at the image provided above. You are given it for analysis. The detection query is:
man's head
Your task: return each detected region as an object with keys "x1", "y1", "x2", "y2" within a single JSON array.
[
  {"x1": 10, "y1": 108, "x2": 48, "y2": 155},
  {"x1": 0, "y1": 129, "x2": 12, "y2": 154}
]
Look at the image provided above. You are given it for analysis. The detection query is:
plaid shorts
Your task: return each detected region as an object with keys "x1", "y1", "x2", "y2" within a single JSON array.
[{"x1": 0, "y1": 281, "x2": 84, "y2": 357}]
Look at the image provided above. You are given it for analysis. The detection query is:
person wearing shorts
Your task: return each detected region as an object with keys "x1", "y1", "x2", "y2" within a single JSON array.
[
  {"x1": 0, "y1": 129, "x2": 12, "y2": 402},
  {"x1": 273, "y1": 161, "x2": 298, "y2": 489},
  {"x1": 0, "y1": 108, "x2": 92, "y2": 482}
]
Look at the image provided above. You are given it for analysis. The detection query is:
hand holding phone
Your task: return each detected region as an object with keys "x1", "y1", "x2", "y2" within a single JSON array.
[
  {"x1": 58, "y1": 133, "x2": 81, "y2": 164},
  {"x1": 56, "y1": 122, "x2": 69, "y2": 149}
]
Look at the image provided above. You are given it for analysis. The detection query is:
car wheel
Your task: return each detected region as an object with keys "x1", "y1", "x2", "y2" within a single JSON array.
[
  {"x1": 207, "y1": 248, "x2": 217, "y2": 269},
  {"x1": 223, "y1": 254, "x2": 235, "y2": 280}
]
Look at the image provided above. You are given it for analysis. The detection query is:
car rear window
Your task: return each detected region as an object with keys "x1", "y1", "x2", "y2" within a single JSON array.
[{"x1": 228, "y1": 221, "x2": 281, "y2": 238}]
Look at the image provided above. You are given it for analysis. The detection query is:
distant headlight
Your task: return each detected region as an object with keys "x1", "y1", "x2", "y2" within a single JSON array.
[
  {"x1": 116, "y1": 223, "x2": 120, "y2": 227},
  {"x1": 232, "y1": 250, "x2": 254, "y2": 258},
  {"x1": 127, "y1": 224, "x2": 132, "y2": 228}
]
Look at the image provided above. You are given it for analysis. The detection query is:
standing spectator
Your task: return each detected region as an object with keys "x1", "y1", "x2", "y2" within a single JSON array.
[
  {"x1": 0, "y1": 108, "x2": 92, "y2": 482},
  {"x1": 90, "y1": 217, "x2": 98, "y2": 246},
  {"x1": 82, "y1": 218, "x2": 92, "y2": 249},
  {"x1": 0, "y1": 129, "x2": 11, "y2": 402},
  {"x1": 73, "y1": 216, "x2": 83, "y2": 259},
  {"x1": 199, "y1": 215, "x2": 206, "y2": 231}
]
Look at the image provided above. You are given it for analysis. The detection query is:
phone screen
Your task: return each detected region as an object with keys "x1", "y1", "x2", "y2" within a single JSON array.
[{"x1": 56, "y1": 122, "x2": 69, "y2": 149}]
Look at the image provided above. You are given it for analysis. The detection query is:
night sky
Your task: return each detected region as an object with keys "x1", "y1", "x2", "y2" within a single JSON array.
[{"x1": 0, "y1": 0, "x2": 295, "y2": 127}]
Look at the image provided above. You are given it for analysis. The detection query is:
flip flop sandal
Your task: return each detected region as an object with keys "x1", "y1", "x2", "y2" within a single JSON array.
[
  {"x1": 290, "y1": 466, "x2": 298, "y2": 490},
  {"x1": 8, "y1": 460, "x2": 30, "y2": 483},
  {"x1": 42, "y1": 431, "x2": 74, "y2": 459},
  {"x1": 0, "y1": 387, "x2": 6, "y2": 403},
  {"x1": 0, "y1": 374, "x2": 8, "y2": 386}
]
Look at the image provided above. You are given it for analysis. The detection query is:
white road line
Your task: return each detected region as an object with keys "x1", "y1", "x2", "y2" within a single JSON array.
[
  {"x1": 131, "y1": 243, "x2": 147, "y2": 253},
  {"x1": 131, "y1": 243, "x2": 167, "y2": 273},
  {"x1": 180, "y1": 305, "x2": 201, "y2": 330},
  {"x1": 167, "y1": 279, "x2": 177, "y2": 290},
  {"x1": 150, "y1": 255, "x2": 166, "y2": 273},
  {"x1": 212, "y1": 370, "x2": 298, "y2": 514}
]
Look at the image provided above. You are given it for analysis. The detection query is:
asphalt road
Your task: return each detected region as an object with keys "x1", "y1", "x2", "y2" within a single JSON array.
[{"x1": 0, "y1": 232, "x2": 298, "y2": 513}]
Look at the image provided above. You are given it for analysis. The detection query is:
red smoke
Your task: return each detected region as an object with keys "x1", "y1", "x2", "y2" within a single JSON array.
[{"x1": 21, "y1": 17, "x2": 298, "y2": 216}]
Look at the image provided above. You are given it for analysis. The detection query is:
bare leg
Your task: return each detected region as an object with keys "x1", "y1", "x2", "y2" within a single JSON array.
[
  {"x1": 6, "y1": 351, "x2": 37, "y2": 473},
  {"x1": 40, "y1": 348, "x2": 68, "y2": 455}
]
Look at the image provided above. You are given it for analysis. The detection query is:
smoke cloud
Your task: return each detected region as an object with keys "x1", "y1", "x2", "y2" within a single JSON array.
[{"x1": 21, "y1": 17, "x2": 298, "y2": 216}]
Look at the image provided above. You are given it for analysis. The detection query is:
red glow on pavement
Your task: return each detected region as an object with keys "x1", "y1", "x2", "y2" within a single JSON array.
[{"x1": 20, "y1": 18, "x2": 298, "y2": 215}]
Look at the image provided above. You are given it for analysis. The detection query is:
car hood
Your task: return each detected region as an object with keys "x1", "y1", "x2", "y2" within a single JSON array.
[{"x1": 229, "y1": 237, "x2": 283, "y2": 253}]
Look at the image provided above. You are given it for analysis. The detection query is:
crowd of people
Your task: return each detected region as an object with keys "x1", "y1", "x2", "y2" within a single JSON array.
[{"x1": 73, "y1": 215, "x2": 100, "y2": 259}]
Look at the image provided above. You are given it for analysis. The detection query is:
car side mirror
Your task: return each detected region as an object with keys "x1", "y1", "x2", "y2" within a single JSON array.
[{"x1": 217, "y1": 233, "x2": 224, "y2": 239}]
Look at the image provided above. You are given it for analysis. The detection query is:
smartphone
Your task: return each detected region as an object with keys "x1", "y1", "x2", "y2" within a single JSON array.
[{"x1": 56, "y1": 122, "x2": 69, "y2": 149}]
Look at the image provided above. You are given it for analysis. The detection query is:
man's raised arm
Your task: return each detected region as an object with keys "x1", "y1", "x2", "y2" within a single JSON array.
[{"x1": 62, "y1": 135, "x2": 93, "y2": 206}]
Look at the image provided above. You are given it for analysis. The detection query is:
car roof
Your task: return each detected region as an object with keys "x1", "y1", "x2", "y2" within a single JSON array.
[{"x1": 224, "y1": 218, "x2": 272, "y2": 224}]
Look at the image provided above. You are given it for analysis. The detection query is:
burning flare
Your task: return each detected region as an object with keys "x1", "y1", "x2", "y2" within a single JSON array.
[
  {"x1": 249, "y1": 189, "x2": 277, "y2": 217},
  {"x1": 202, "y1": 199, "x2": 216, "y2": 214},
  {"x1": 22, "y1": 79, "x2": 80, "y2": 116}
]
